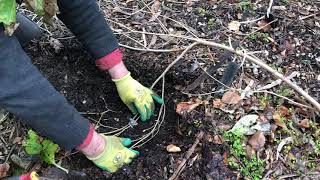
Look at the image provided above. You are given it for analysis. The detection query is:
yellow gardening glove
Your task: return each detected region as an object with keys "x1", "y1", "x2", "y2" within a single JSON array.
[
  {"x1": 113, "y1": 73, "x2": 164, "y2": 121},
  {"x1": 87, "y1": 135, "x2": 139, "y2": 173}
]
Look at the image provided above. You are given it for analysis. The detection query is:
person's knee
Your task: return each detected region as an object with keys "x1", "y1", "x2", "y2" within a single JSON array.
[{"x1": 14, "y1": 12, "x2": 42, "y2": 46}]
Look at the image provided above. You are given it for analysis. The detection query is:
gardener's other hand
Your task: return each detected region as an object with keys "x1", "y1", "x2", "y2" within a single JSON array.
[
  {"x1": 87, "y1": 135, "x2": 139, "y2": 173},
  {"x1": 113, "y1": 73, "x2": 164, "y2": 121}
]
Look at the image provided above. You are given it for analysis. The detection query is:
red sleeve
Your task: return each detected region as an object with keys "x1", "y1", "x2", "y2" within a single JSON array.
[{"x1": 95, "y1": 48, "x2": 123, "y2": 71}]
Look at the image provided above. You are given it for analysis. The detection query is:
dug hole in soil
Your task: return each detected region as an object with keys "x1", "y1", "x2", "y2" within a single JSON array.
[{"x1": 25, "y1": 39, "x2": 234, "y2": 179}]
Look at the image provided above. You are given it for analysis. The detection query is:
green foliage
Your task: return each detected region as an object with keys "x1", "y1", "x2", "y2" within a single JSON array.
[
  {"x1": 258, "y1": 94, "x2": 272, "y2": 109},
  {"x1": 197, "y1": 7, "x2": 206, "y2": 16},
  {"x1": 193, "y1": 119, "x2": 202, "y2": 128},
  {"x1": 223, "y1": 130, "x2": 245, "y2": 157},
  {"x1": 0, "y1": 0, "x2": 16, "y2": 25},
  {"x1": 0, "y1": 0, "x2": 58, "y2": 34},
  {"x1": 306, "y1": 162, "x2": 317, "y2": 169},
  {"x1": 315, "y1": 139, "x2": 320, "y2": 155},
  {"x1": 23, "y1": 130, "x2": 68, "y2": 173},
  {"x1": 12, "y1": 166, "x2": 25, "y2": 176},
  {"x1": 281, "y1": 0, "x2": 289, "y2": 5},
  {"x1": 0, "y1": 0, "x2": 16, "y2": 35},
  {"x1": 27, "y1": 0, "x2": 45, "y2": 16},
  {"x1": 276, "y1": 85, "x2": 294, "y2": 97},
  {"x1": 270, "y1": 64, "x2": 283, "y2": 73},
  {"x1": 223, "y1": 131, "x2": 265, "y2": 179},
  {"x1": 275, "y1": 85, "x2": 294, "y2": 105},
  {"x1": 247, "y1": 32, "x2": 270, "y2": 43},
  {"x1": 23, "y1": 130, "x2": 43, "y2": 155},
  {"x1": 241, "y1": 157, "x2": 265, "y2": 180},
  {"x1": 238, "y1": 1, "x2": 253, "y2": 11},
  {"x1": 41, "y1": 139, "x2": 59, "y2": 165},
  {"x1": 208, "y1": 18, "x2": 215, "y2": 28}
]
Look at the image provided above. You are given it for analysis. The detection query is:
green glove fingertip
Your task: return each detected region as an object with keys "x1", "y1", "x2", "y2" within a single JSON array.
[
  {"x1": 127, "y1": 103, "x2": 138, "y2": 114},
  {"x1": 145, "y1": 104, "x2": 152, "y2": 120},
  {"x1": 120, "y1": 138, "x2": 132, "y2": 147},
  {"x1": 129, "y1": 148, "x2": 140, "y2": 155},
  {"x1": 151, "y1": 93, "x2": 164, "y2": 104},
  {"x1": 134, "y1": 103, "x2": 147, "y2": 122},
  {"x1": 150, "y1": 102, "x2": 155, "y2": 115}
]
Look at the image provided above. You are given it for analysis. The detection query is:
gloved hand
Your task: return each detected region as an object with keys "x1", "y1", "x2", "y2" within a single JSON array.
[
  {"x1": 87, "y1": 135, "x2": 139, "y2": 173},
  {"x1": 5, "y1": 171, "x2": 39, "y2": 180},
  {"x1": 113, "y1": 73, "x2": 164, "y2": 121}
]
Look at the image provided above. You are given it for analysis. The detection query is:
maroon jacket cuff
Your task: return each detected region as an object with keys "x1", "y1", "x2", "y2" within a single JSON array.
[
  {"x1": 20, "y1": 172, "x2": 32, "y2": 180},
  {"x1": 95, "y1": 48, "x2": 123, "y2": 71},
  {"x1": 77, "y1": 124, "x2": 95, "y2": 150}
]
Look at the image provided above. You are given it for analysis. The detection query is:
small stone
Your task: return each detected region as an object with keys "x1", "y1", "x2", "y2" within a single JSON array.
[{"x1": 166, "y1": 144, "x2": 181, "y2": 153}]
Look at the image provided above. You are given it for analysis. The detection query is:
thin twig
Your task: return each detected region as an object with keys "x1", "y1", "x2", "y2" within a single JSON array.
[
  {"x1": 151, "y1": 42, "x2": 199, "y2": 88},
  {"x1": 137, "y1": 31, "x2": 320, "y2": 111},
  {"x1": 119, "y1": 43, "x2": 184, "y2": 52},
  {"x1": 168, "y1": 131, "x2": 204, "y2": 180},
  {"x1": 190, "y1": 39, "x2": 320, "y2": 112},
  {"x1": 299, "y1": 13, "x2": 318, "y2": 20},
  {"x1": 253, "y1": 90, "x2": 315, "y2": 110}
]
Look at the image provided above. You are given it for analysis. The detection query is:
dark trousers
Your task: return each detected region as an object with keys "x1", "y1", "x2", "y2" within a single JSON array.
[
  {"x1": 0, "y1": 0, "x2": 119, "y2": 150},
  {"x1": 0, "y1": 24, "x2": 90, "y2": 150}
]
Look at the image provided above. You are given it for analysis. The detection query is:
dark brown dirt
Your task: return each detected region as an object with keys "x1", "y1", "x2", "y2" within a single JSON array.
[{"x1": 24, "y1": 41, "x2": 236, "y2": 179}]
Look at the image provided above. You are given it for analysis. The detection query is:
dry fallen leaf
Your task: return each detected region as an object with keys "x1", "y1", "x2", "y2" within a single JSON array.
[
  {"x1": 259, "y1": 114, "x2": 269, "y2": 124},
  {"x1": 278, "y1": 106, "x2": 290, "y2": 117},
  {"x1": 298, "y1": 119, "x2": 310, "y2": 128},
  {"x1": 257, "y1": 19, "x2": 272, "y2": 32},
  {"x1": 213, "y1": 99, "x2": 223, "y2": 108},
  {"x1": 272, "y1": 106, "x2": 291, "y2": 129},
  {"x1": 150, "y1": 0, "x2": 161, "y2": 13},
  {"x1": 270, "y1": 124, "x2": 278, "y2": 142},
  {"x1": 245, "y1": 145, "x2": 255, "y2": 159},
  {"x1": 273, "y1": 112, "x2": 287, "y2": 129},
  {"x1": 25, "y1": 0, "x2": 59, "y2": 25},
  {"x1": 228, "y1": 21, "x2": 240, "y2": 31},
  {"x1": 0, "y1": 163, "x2": 10, "y2": 178},
  {"x1": 223, "y1": 152, "x2": 229, "y2": 165},
  {"x1": 248, "y1": 131, "x2": 266, "y2": 150},
  {"x1": 213, "y1": 135, "x2": 223, "y2": 145},
  {"x1": 176, "y1": 99, "x2": 202, "y2": 116},
  {"x1": 149, "y1": 0, "x2": 161, "y2": 21},
  {"x1": 222, "y1": 91, "x2": 241, "y2": 105},
  {"x1": 166, "y1": 144, "x2": 181, "y2": 153},
  {"x1": 206, "y1": 134, "x2": 214, "y2": 142}
]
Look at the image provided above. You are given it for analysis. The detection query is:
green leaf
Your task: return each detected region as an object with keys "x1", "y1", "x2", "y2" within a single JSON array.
[
  {"x1": 40, "y1": 139, "x2": 58, "y2": 165},
  {"x1": 25, "y1": 0, "x2": 59, "y2": 25},
  {"x1": 23, "y1": 129, "x2": 68, "y2": 173},
  {"x1": 24, "y1": 0, "x2": 44, "y2": 16},
  {"x1": 23, "y1": 130, "x2": 42, "y2": 155},
  {"x1": 0, "y1": 0, "x2": 16, "y2": 25},
  {"x1": 0, "y1": 0, "x2": 17, "y2": 35}
]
